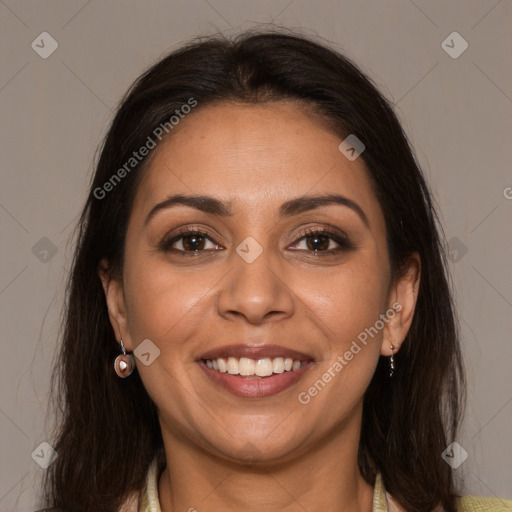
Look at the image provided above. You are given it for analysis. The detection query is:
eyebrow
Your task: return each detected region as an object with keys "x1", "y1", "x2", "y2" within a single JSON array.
[{"x1": 144, "y1": 193, "x2": 370, "y2": 228}]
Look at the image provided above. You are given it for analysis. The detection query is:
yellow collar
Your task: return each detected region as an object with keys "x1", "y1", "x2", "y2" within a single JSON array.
[
  {"x1": 137, "y1": 458, "x2": 395, "y2": 512},
  {"x1": 133, "y1": 457, "x2": 512, "y2": 511}
]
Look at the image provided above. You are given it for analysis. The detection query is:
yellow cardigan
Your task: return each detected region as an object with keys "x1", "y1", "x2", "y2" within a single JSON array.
[{"x1": 132, "y1": 458, "x2": 512, "y2": 512}]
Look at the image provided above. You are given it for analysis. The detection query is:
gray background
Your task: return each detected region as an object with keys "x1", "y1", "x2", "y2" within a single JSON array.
[{"x1": 1, "y1": 1, "x2": 511, "y2": 510}]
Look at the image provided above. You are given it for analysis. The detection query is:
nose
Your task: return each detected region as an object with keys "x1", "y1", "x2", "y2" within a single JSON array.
[{"x1": 216, "y1": 244, "x2": 295, "y2": 325}]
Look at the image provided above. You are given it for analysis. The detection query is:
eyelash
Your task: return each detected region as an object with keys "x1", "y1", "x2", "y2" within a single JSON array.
[{"x1": 159, "y1": 226, "x2": 353, "y2": 257}]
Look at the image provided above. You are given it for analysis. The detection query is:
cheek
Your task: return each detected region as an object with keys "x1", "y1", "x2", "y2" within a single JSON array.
[
  {"x1": 308, "y1": 260, "x2": 389, "y2": 408},
  {"x1": 122, "y1": 252, "x2": 205, "y2": 345},
  {"x1": 304, "y1": 259, "x2": 389, "y2": 343},
  {"x1": 121, "y1": 255, "x2": 207, "y2": 417},
  {"x1": 296, "y1": 270, "x2": 386, "y2": 420},
  {"x1": 296, "y1": 255, "x2": 388, "y2": 409}
]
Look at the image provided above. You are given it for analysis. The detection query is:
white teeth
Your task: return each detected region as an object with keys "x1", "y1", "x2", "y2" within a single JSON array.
[
  {"x1": 204, "y1": 356, "x2": 306, "y2": 376},
  {"x1": 272, "y1": 357, "x2": 285, "y2": 373},
  {"x1": 217, "y1": 358, "x2": 227, "y2": 373},
  {"x1": 227, "y1": 357, "x2": 240, "y2": 375},
  {"x1": 255, "y1": 358, "x2": 273, "y2": 377},
  {"x1": 239, "y1": 357, "x2": 255, "y2": 376}
]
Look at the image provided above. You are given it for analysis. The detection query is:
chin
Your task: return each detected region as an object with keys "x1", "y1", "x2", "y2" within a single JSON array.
[{"x1": 200, "y1": 427, "x2": 312, "y2": 466}]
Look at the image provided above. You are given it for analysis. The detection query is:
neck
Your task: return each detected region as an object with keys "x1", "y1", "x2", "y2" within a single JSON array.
[{"x1": 158, "y1": 409, "x2": 374, "y2": 512}]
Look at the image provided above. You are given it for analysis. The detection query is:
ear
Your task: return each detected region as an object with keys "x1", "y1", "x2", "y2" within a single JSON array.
[
  {"x1": 98, "y1": 258, "x2": 133, "y2": 352},
  {"x1": 380, "y1": 252, "x2": 421, "y2": 356}
]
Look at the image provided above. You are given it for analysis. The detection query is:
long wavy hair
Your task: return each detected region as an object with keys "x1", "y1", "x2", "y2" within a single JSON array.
[{"x1": 43, "y1": 28, "x2": 465, "y2": 512}]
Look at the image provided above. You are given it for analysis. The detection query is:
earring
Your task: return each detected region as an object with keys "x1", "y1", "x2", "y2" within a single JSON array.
[
  {"x1": 389, "y1": 342, "x2": 397, "y2": 378},
  {"x1": 114, "y1": 338, "x2": 135, "y2": 378}
]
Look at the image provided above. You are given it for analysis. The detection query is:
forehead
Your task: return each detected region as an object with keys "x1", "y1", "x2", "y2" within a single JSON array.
[{"x1": 133, "y1": 101, "x2": 380, "y2": 221}]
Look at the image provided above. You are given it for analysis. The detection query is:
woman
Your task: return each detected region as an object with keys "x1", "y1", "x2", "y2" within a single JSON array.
[{"x1": 40, "y1": 29, "x2": 511, "y2": 511}]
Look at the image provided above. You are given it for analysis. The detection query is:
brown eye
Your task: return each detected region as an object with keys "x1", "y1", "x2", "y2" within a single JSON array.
[
  {"x1": 160, "y1": 229, "x2": 221, "y2": 253},
  {"x1": 180, "y1": 233, "x2": 207, "y2": 251},
  {"x1": 304, "y1": 233, "x2": 332, "y2": 251},
  {"x1": 289, "y1": 228, "x2": 353, "y2": 254}
]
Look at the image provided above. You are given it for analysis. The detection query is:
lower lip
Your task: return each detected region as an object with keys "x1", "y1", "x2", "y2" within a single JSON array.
[{"x1": 198, "y1": 360, "x2": 314, "y2": 398}]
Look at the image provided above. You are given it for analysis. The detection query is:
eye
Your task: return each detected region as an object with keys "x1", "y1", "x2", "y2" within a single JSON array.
[
  {"x1": 159, "y1": 226, "x2": 353, "y2": 256},
  {"x1": 159, "y1": 228, "x2": 222, "y2": 254},
  {"x1": 289, "y1": 228, "x2": 352, "y2": 255}
]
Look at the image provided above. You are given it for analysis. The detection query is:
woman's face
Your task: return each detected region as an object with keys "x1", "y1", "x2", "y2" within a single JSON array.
[{"x1": 102, "y1": 101, "x2": 417, "y2": 464}]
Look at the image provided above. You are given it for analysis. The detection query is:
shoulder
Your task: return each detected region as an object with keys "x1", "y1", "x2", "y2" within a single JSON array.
[{"x1": 456, "y1": 495, "x2": 512, "y2": 511}]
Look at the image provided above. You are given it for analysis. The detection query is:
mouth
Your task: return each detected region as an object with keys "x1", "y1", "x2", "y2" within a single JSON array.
[{"x1": 197, "y1": 344, "x2": 314, "y2": 398}]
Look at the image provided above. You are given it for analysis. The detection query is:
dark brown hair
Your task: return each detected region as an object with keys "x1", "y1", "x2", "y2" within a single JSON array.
[{"x1": 43, "y1": 28, "x2": 465, "y2": 512}]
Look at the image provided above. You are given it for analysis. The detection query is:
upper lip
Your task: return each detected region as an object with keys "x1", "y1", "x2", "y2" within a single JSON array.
[{"x1": 198, "y1": 344, "x2": 314, "y2": 361}]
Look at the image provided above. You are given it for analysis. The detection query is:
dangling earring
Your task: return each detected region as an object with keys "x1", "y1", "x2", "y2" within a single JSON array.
[
  {"x1": 389, "y1": 341, "x2": 397, "y2": 378},
  {"x1": 114, "y1": 338, "x2": 135, "y2": 378}
]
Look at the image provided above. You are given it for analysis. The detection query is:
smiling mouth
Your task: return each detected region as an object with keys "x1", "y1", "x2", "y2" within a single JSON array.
[
  {"x1": 198, "y1": 357, "x2": 314, "y2": 398},
  {"x1": 197, "y1": 343, "x2": 315, "y2": 397},
  {"x1": 202, "y1": 356, "x2": 307, "y2": 378}
]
